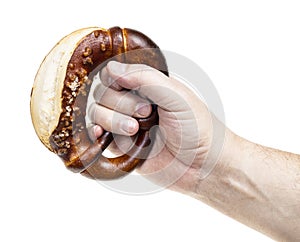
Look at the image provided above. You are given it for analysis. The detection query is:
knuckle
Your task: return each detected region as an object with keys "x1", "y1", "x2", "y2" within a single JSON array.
[
  {"x1": 103, "y1": 113, "x2": 113, "y2": 130},
  {"x1": 93, "y1": 84, "x2": 102, "y2": 100},
  {"x1": 88, "y1": 103, "x2": 97, "y2": 120}
]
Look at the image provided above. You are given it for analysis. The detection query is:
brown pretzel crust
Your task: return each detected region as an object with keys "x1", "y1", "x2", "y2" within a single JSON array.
[{"x1": 48, "y1": 27, "x2": 168, "y2": 179}]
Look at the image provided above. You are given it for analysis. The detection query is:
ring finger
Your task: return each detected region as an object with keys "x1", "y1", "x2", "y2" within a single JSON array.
[{"x1": 88, "y1": 103, "x2": 139, "y2": 136}]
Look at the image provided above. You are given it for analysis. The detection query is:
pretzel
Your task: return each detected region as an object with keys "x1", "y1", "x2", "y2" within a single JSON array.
[{"x1": 30, "y1": 27, "x2": 168, "y2": 179}]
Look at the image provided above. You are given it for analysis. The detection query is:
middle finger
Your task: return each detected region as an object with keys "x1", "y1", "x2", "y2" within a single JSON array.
[{"x1": 93, "y1": 83, "x2": 152, "y2": 118}]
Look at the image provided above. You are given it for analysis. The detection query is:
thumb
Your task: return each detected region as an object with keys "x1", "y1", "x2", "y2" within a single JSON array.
[{"x1": 106, "y1": 61, "x2": 191, "y2": 112}]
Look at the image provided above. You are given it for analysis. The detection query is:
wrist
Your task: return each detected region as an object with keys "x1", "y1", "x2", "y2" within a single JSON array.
[{"x1": 190, "y1": 127, "x2": 240, "y2": 197}]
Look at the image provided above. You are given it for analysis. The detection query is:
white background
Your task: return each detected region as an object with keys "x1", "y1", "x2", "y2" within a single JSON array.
[{"x1": 1, "y1": 0, "x2": 299, "y2": 241}]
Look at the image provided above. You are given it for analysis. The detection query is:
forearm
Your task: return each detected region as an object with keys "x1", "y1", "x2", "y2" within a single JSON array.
[{"x1": 194, "y1": 130, "x2": 300, "y2": 241}]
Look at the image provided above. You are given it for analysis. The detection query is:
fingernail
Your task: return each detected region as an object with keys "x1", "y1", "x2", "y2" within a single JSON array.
[
  {"x1": 121, "y1": 119, "x2": 136, "y2": 134},
  {"x1": 136, "y1": 103, "x2": 151, "y2": 116},
  {"x1": 108, "y1": 61, "x2": 127, "y2": 75},
  {"x1": 94, "y1": 125, "x2": 102, "y2": 138}
]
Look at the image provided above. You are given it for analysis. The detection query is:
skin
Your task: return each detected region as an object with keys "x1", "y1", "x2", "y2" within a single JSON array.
[{"x1": 88, "y1": 61, "x2": 300, "y2": 242}]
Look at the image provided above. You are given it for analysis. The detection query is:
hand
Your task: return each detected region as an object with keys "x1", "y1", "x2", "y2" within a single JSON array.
[
  {"x1": 88, "y1": 61, "x2": 300, "y2": 241},
  {"x1": 88, "y1": 61, "x2": 225, "y2": 192}
]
